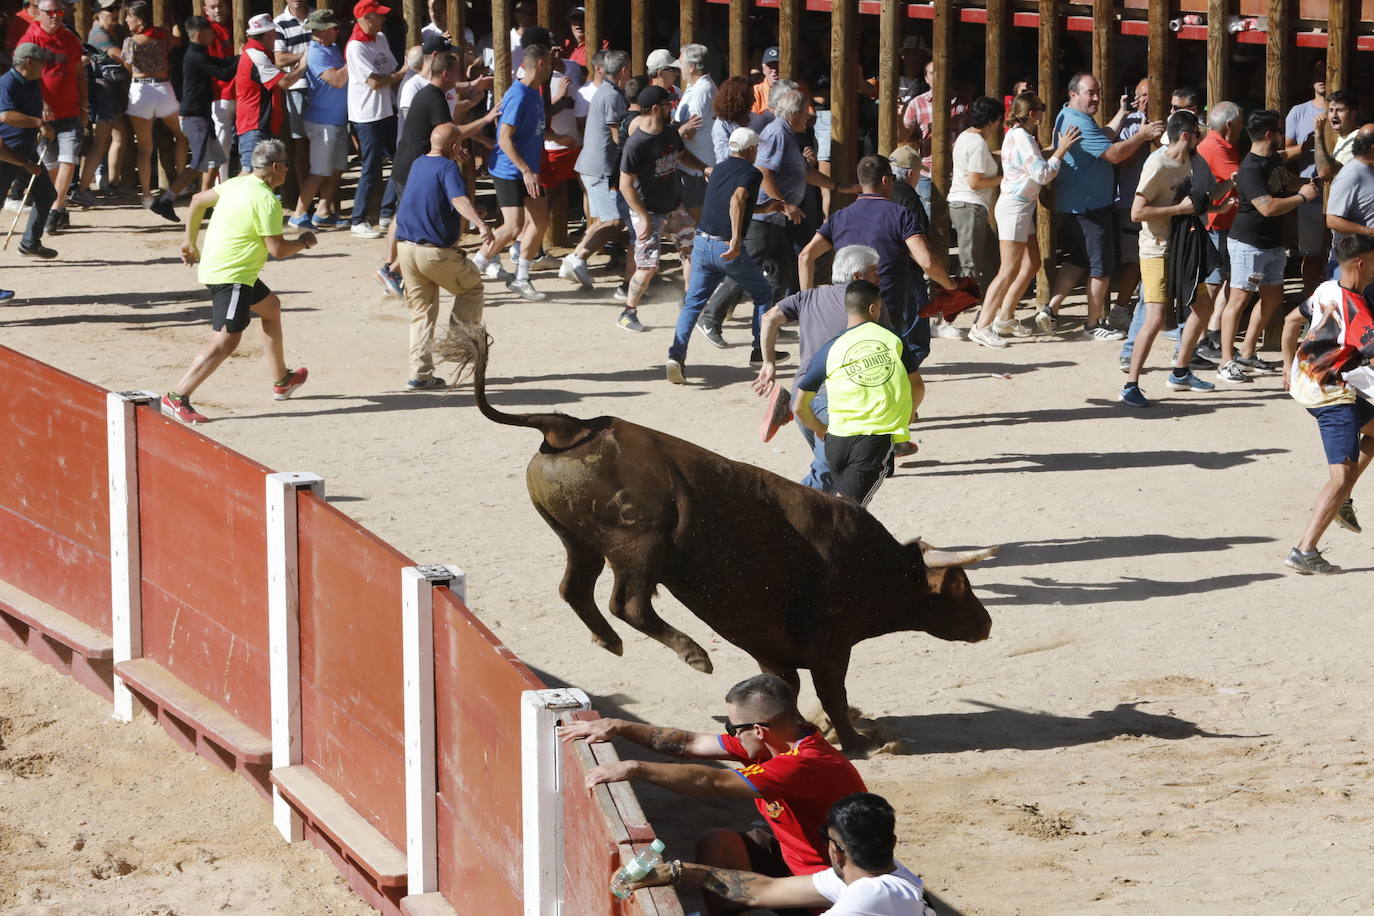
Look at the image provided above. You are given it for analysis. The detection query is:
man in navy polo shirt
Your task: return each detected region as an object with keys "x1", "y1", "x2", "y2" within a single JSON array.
[
  {"x1": 394, "y1": 123, "x2": 493, "y2": 390},
  {"x1": 0, "y1": 43, "x2": 57, "y2": 259}
]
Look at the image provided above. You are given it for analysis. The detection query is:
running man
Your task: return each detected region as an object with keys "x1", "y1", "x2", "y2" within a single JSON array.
[{"x1": 163, "y1": 139, "x2": 316, "y2": 425}]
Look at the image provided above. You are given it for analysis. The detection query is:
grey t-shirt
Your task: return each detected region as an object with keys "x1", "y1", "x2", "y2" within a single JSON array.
[
  {"x1": 1327, "y1": 158, "x2": 1374, "y2": 245},
  {"x1": 575, "y1": 81, "x2": 628, "y2": 178},
  {"x1": 776, "y1": 284, "x2": 849, "y2": 393},
  {"x1": 753, "y1": 117, "x2": 807, "y2": 225}
]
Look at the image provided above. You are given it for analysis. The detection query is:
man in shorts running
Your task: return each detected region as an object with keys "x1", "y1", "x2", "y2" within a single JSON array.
[
  {"x1": 1282, "y1": 235, "x2": 1374, "y2": 574},
  {"x1": 162, "y1": 139, "x2": 317, "y2": 425}
]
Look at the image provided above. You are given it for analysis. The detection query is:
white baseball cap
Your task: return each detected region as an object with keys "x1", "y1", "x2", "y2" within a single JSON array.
[
  {"x1": 728, "y1": 127, "x2": 759, "y2": 153},
  {"x1": 246, "y1": 13, "x2": 276, "y2": 35},
  {"x1": 646, "y1": 48, "x2": 677, "y2": 73}
]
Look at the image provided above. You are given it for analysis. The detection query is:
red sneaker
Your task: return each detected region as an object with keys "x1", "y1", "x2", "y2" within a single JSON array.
[
  {"x1": 273, "y1": 367, "x2": 309, "y2": 400},
  {"x1": 161, "y1": 393, "x2": 208, "y2": 425}
]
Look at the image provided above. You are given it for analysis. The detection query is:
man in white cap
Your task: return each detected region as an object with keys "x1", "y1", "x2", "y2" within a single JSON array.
[
  {"x1": 666, "y1": 126, "x2": 789, "y2": 383},
  {"x1": 646, "y1": 48, "x2": 679, "y2": 102},
  {"x1": 235, "y1": 13, "x2": 306, "y2": 172}
]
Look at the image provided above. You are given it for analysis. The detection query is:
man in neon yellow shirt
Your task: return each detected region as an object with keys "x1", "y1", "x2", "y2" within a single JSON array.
[
  {"x1": 794, "y1": 280, "x2": 918, "y2": 506},
  {"x1": 163, "y1": 138, "x2": 318, "y2": 425}
]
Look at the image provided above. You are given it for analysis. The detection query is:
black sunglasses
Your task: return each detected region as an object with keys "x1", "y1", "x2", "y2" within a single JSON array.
[{"x1": 723, "y1": 720, "x2": 770, "y2": 736}]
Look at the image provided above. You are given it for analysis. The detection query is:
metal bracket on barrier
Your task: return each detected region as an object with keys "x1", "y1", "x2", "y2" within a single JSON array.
[
  {"x1": 266, "y1": 471, "x2": 325, "y2": 844},
  {"x1": 107, "y1": 390, "x2": 158, "y2": 724},
  {"x1": 522, "y1": 687, "x2": 591, "y2": 916},
  {"x1": 402, "y1": 563, "x2": 465, "y2": 896}
]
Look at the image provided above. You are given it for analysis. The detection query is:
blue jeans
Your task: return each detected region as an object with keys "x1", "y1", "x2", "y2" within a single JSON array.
[
  {"x1": 797, "y1": 389, "x2": 832, "y2": 492},
  {"x1": 237, "y1": 129, "x2": 267, "y2": 171},
  {"x1": 351, "y1": 116, "x2": 397, "y2": 226},
  {"x1": 1120, "y1": 283, "x2": 1189, "y2": 362},
  {"x1": 670, "y1": 234, "x2": 775, "y2": 362},
  {"x1": 0, "y1": 160, "x2": 55, "y2": 248},
  {"x1": 917, "y1": 175, "x2": 933, "y2": 213}
]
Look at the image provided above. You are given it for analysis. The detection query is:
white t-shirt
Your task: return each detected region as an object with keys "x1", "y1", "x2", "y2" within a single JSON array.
[
  {"x1": 948, "y1": 130, "x2": 997, "y2": 209},
  {"x1": 675, "y1": 74, "x2": 717, "y2": 173},
  {"x1": 810, "y1": 863, "x2": 935, "y2": 916},
  {"x1": 346, "y1": 34, "x2": 398, "y2": 123},
  {"x1": 545, "y1": 65, "x2": 586, "y2": 151}
]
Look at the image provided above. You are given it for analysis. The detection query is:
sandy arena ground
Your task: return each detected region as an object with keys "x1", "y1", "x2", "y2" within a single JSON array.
[{"x1": 1, "y1": 197, "x2": 1371, "y2": 915}]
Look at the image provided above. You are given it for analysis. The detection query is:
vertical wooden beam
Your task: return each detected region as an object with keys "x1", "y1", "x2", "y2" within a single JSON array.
[
  {"x1": 681, "y1": 0, "x2": 697, "y2": 47},
  {"x1": 494, "y1": 0, "x2": 512, "y2": 99},
  {"x1": 1147, "y1": 0, "x2": 1168, "y2": 123},
  {"x1": 830, "y1": 0, "x2": 856, "y2": 208},
  {"x1": 631, "y1": 0, "x2": 647, "y2": 73},
  {"x1": 779, "y1": 0, "x2": 800, "y2": 80},
  {"x1": 1092, "y1": 0, "x2": 1114, "y2": 125},
  {"x1": 1036, "y1": 0, "x2": 1059, "y2": 307},
  {"x1": 583, "y1": 0, "x2": 599, "y2": 68},
  {"x1": 985, "y1": 0, "x2": 1007, "y2": 133},
  {"x1": 74, "y1": 0, "x2": 91, "y2": 39},
  {"x1": 234, "y1": 0, "x2": 248, "y2": 50},
  {"x1": 729, "y1": 0, "x2": 747, "y2": 79},
  {"x1": 273, "y1": 0, "x2": 285, "y2": 16},
  {"x1": 930, "y1": 0, "x2": 953, "y2": 256},
  {"x1": 1207, "y1": 0, "x2": 1229, "y2": 107},
  {"x1": 878, "y1": 0, "x2": 900, "y2": 155},
  {"x1": 405, "y1": 0, "x2": 422, "y2": 50},
  {"x1": 1265, "y1": 0, "x2": 1287, "y2": 111},
  {"x1": 538, "y1": 0, "x2": 554, "y2": 31},
  {"x1": 1327, "y1": 0, "x2": 1350, "y2": 92},
  {"x1": 153, "y1": 0, "x2": 167, "y2": 28},
  {"x1": 448, "y1": 0, "x2": 463, "y2": 44}
]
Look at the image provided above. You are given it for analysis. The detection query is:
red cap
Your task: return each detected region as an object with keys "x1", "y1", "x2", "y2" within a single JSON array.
[{"x1": 354, "y1": 0, "x2": 391, "y2": 18}]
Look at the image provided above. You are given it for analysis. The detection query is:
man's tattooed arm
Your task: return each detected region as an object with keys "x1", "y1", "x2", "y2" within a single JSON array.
[
  {"x1": 697, "y1": 867, "x2": 765, "y2": 905},
  {"x1": 646, "y1": 727, "x2": 690, "y2": 756}
]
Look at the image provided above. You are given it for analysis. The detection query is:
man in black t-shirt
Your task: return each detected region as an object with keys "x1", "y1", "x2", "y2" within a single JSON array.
[
  {"x1": 616, "y1": 85, "x2": 708, "y2": 332},
  {"x1": 666, "y1": 126, "x2": 791, "y2": 382},
  {"x1": 1216, "y1": 109, "x2": 1321, "y2": 384}
]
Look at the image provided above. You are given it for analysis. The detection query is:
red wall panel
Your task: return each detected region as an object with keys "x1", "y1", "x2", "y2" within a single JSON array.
[
  {"x1": 560, "y1": 739, "x2": 626, "y2": 916},
  {"x1": 297, "y1": 491, "x2": 411, "y2": 850},
  {"x1": 0, "y1": 347, "x2": 111, "y2": 632},
  {"x1": 135, "y1": 410, "x2": 272, "y2": 735}
]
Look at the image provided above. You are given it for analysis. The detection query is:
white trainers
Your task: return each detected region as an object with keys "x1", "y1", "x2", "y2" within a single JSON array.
[
  {"x1": 994, "y1": 317, "x2": 1033, "y2": 338},
  {"x1": 934, "y1": 319, "x2": 965, "y2": 340},
  {"x1": 483, "y1": 260, "x2": 513, "y2": 281},
  {"x1": 1034, "y1": 308, "x2": 1056, "y2": 334},
  {"x1": 969, "y1": 325, "x2": 1007, "y2": 349},
  {"x1": 378, "y1": 217, "x2": 392, "y2": 230},
  {"x1": 559, "y1": 254, "x2": 594, "y2": 289},
  {"x1": 350, "y1": 222, "x2": 384, "y2": 239},
  {"x1": 506, "y1": 277, "x2": 546, "y2": 301}
]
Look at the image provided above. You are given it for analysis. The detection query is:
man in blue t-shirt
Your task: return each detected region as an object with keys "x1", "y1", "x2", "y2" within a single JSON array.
[
  {"x1": 474, "y1": 41, "x2": 553, "y2": 302},
  {"x1": 394, "y1": 123, "x2": 494, "y2": 390},
  {"x1": 1038, "y1": 72, "x2": 1162, "y2": 340},
  {"x1": 0, "y1": 44, "x2": 58, "y2": 259},
  {"x1": 291, "y1": 9, "x2": 351, "y2": 229}
]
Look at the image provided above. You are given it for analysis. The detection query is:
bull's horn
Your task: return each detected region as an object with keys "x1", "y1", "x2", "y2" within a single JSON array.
[{"x1": 922, "y1": 545, "x2": 1000, "y2": 567}]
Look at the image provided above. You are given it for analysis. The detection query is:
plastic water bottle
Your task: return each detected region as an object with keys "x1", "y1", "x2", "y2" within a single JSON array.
[{"x1": 610, "y1": 838, "x2": 666, "y2": 899}]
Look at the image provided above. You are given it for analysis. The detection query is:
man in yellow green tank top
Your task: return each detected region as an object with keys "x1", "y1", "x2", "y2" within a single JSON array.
[{"x1": 794, "y1": 280, "x2": 918, "y2": 505}]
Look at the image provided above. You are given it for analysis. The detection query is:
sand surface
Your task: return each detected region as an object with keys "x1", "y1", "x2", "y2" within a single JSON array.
[{"x1": 1, "y1": 199, "x2": 1371, "y2": 914}]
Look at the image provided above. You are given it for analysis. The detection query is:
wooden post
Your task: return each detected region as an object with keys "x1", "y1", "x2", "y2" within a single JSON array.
[
  {"x1": 234, "y1": 0, "x2": 248, "y2": 50},
  {"x1": 74, "y1": 0, "x2": 91, "y2": 39},
  {"x1": 878, "y1": 0, "x2": 900, "y2": 155},
  {"x1": 779, "y1": 0, "x2": 799, "y2": 80},
  {"x1": 1327, "y1": 0, "x2": 1350, "y2": 92},
  {"x1": 405, "y1": 0, "x2": 421, "y2": 50},
  {"x1": 493, "y1": 0, "x2": 511, "y2": 99},
  {"x1": 830, "y1": 0, "x2": 855, "y2": 208},
  {"x1": 273, "y1": 0, "x2": 285, "y2": 16},
  {"x1": 729, "y1": 0, "x2": 747, "y2": 78},
  {"x1": 1207, "y1": 0, "x2": 1229, "y2": 107},
  {"x1": 1147, "y1": 0, "x2": 1168, "y2": 123},
  {"x1": 1036, "y1": 0, "x2": 1059, "y2": 307},
  {"x1": 930, "y1": 0, "x2": 953, "y2": 258},
  {"x1": 583, "y1": 0, "x2": 599, "y2": 69},
  {"x1": 985, "y1": 0, "x2": 1007, "y2": 135},
  {"x1": 153, "y1": 0, "x2": 166, "y2": 28},
  {"x1": 448, "y1": 0, "x2": 463, "y2": 44},
  {"x1": 538, "y1": 0, "x2": 554, "y2": 32},
  {"x1": 1265, "y1": 0, "x2": 1287, "y2": 111},
  {"x1": 1092, "y1": 0, "x2": 1114, "y2": 125},
  {"x1": 681, "y1": 0, "x2": 697, "y2": 47},
  {"x1": 630, "y1": 0, "x2": 647, "y2": 73}
]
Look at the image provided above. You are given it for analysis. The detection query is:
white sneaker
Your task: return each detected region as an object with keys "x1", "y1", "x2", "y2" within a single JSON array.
[
  {"x1": 994, "y1": 317, "x2": 1033, "y2": 338},
  {"x1": 1034, "y1": 308, "x2": 1056, "y2": 334},
  {"x1": 969, "y1": 325, "x2": 1008, "y2": 349},
  {"x1": 506, "y1": 277, "x2": 546, "y2": 301},
  {"x1": 934, "y1": 319, "x2": 965, "y2": 340},
  {"x1": 3, "y1": 198, "x2": 22, "y2": 213},
  {"x1": 378, "y1": 217, "x2": 392, "y2": 230},
  {"x1": 483, "y1": 260, "x2": 513, "y2": 281},
  {"x1": 350, "y1": 222, "x2": 384, "y2": 239},
  {"x1": 559, "y1": 254, "x2": 594, "y2": 289}
]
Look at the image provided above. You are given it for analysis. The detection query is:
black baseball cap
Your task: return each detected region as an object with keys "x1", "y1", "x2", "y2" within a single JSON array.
[
  {"x1": 637, "y1": 86, "x2": 671, "y2": 109},
  {"x1": 522, "y1": 26, "x2": 553, "y2": 49},
  {"x1": 762, "y1": 46, "x2": 779, "y2": 65},
  {"x1": 421, "y1": 33, "x2": 451, "y2": 53}
]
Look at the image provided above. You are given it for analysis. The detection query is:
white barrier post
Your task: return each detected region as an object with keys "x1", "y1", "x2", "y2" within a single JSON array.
[
  {"x1": 402, "y1": 563, "x2": 464, "y2": 896},
  {"x1": 522, "y1": 687, "x2": 591, "y2": 916},
  {"x1": 107, "y1": 390, "x2": 158, "y2": 724},
  {"x1": 266, "y1": 471, "x2": 324, "y2": 843}
]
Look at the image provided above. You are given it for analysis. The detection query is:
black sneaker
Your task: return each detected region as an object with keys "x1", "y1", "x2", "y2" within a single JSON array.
[
  {"x1": 56, "y1": 208, "x2": 70, "y2": 230},
  {"x1": 1235, "y1": 354, "x2": 1280, "y2": 373},
  {"x1": 750, "y1": 347, "x2": 790, "y2": 365},
  {"x1": 148, "y1": 197, "x2": 180, "y2": 223},
  {"x1": 17, "y1": 241, "x2": 57, "y2": 259},
  {"x1": 696, "y1": 323, "x2": 727, "y2": 349},
  {"x1": 1189, "y1": 352, "x2": 1217, "y2": 369},
  {"x1": 44, "y1": 209, "x2": 60, "y2": 234},
  {"x1": 1196, "y1": 339, "x2": 1223, "y2": 362}
]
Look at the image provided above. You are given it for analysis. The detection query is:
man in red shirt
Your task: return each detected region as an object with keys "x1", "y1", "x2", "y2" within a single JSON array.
[
  {"x1": 559, "y1": 674, "x2": 866, "y2": 914},
  {"x1": 235, "y1": 13, "x2": 305, "y2": 171},
  {"x1": 203, "y1": 0, "x2": 237, "y2": 185},
  {"x1": 1195, "y1": 100, "x2": 1244, "y2": 362},
  {"x1": 3, "y1": 0, "x2": 36, "y2": 57},
  {"x1": 22, "y1": 0, "x2": 85, "y2": 234}
]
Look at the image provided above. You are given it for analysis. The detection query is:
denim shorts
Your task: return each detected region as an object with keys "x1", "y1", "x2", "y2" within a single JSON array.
[
  {"x1": 1227, "y1": 237, "x2": 1285, "y2": 292},
  {"x1": 1204, "y1": 229, "x2": 1229, "y2": 285},
  {"x1": 1309, "y1": 399, "x2": 1374, "y2": 465}
]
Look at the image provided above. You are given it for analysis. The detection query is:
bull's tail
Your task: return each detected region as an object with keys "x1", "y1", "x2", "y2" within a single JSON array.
[{"x1": 438, "y1": 322, "x2": 596, "y2": 448}]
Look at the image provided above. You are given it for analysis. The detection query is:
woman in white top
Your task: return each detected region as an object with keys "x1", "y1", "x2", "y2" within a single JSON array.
[{"x1": 969, "y1": 93, "x2": 1080, "y2": 348}]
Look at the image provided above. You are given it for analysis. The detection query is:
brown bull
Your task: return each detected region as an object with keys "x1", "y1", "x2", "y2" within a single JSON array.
[{"x1": 445, "y1": 325, "x2": 995, "y2": 753}]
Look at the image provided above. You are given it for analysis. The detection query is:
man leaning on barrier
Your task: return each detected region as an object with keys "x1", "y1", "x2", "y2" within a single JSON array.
[{"x1": 558, "y1": 674, "x2": 865, "y2": 915}]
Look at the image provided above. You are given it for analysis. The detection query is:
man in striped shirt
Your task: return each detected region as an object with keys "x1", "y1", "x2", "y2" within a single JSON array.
[{"x1": 274, "y1": 0, "x2": 313, "y2": 196}]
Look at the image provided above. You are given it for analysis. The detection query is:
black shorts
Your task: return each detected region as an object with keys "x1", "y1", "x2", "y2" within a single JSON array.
[
  {"x1": 492, "y1": 174, "x2": 528, "y2": 208},
  {"x1": 824, "y1": 433, "x2": 895, "y2": 506},
  {"x1": 208, "y1": 280, "x2": 270, "y2": 333},
  {"x1": 1058, "y1": 207, "x2": 1117, "y2": 277}
]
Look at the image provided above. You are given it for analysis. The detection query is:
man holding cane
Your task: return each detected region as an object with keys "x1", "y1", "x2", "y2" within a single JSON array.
[{"x1": 0, "y1": 43, "x2": 59, "y2": 260}]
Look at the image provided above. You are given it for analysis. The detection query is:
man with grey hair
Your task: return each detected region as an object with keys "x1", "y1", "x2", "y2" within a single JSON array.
[
  {"x1": 754, "y1": 245, "x2": 881, "y2": 492},
  {"x1": 1194, "y1": 100, "x2": 1244, "y2": 361},
  {"x1": 563, "y1": 48, "x2": 631, "y2": 289},
  {"x1": 697, "y1": 87, "x2": 857, "y2": 358},
  {"x1": 674, "y1": 43, "x2": 715, "y2": 221},
  {"x1": 162, "y1": 139, "x2": 318, "y2": 425}
]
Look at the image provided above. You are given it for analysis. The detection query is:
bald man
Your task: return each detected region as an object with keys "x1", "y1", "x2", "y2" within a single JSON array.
[{"x1": 392, "y1": 123, "x2": 494, "y2": 389}]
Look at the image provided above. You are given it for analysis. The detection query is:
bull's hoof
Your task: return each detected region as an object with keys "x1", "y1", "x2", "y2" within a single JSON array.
[
  {"x1": 839, "y1": 733, "x2": 879, "y2": 758},
  {"x1": 595, "y1": 637, "x2": 624, "y2": 656},
  {"x1": 683, "y1": 647, "x2": 713, "y2": 674}
]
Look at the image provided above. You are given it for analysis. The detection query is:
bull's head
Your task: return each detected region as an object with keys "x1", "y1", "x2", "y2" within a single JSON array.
[{"x1": 905, "y1": 540, "x2": 997, "y2": 643}]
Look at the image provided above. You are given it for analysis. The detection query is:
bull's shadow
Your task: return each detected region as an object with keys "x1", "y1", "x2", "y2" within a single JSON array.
[
  {"x1": 876, "y1": 700, "x2": 1256, "y2": 756},
  {"x1": 916, "y1": 394, "x2": 1288, "y2": 430},
  {"x1": 977, "y1": 571, "x2": 1284, "y2": 606},
  {"x1": 904, "y1": 447, "x2": 1286, "y2": 475},
  {"x1": 985, "y1": 534, "x2": 1275, "y2": 567}
]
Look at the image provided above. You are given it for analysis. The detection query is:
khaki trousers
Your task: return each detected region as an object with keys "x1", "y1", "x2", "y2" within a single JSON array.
[{"x1": 395, "y1": 241, "x2": 485, "y2": 380}]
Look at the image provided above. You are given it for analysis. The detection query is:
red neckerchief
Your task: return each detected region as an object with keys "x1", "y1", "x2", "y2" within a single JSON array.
[{"x1": 350, "y1": 23, "x2": 372, "y2": 44}]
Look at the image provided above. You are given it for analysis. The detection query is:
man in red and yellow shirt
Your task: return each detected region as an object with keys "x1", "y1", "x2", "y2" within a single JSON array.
[
  {"x1": 21, "y1": 0, "x2": 85, "y2": 230},
  {"x1": 559, "y1": 674, "x2": 866, "y2": 912}
]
